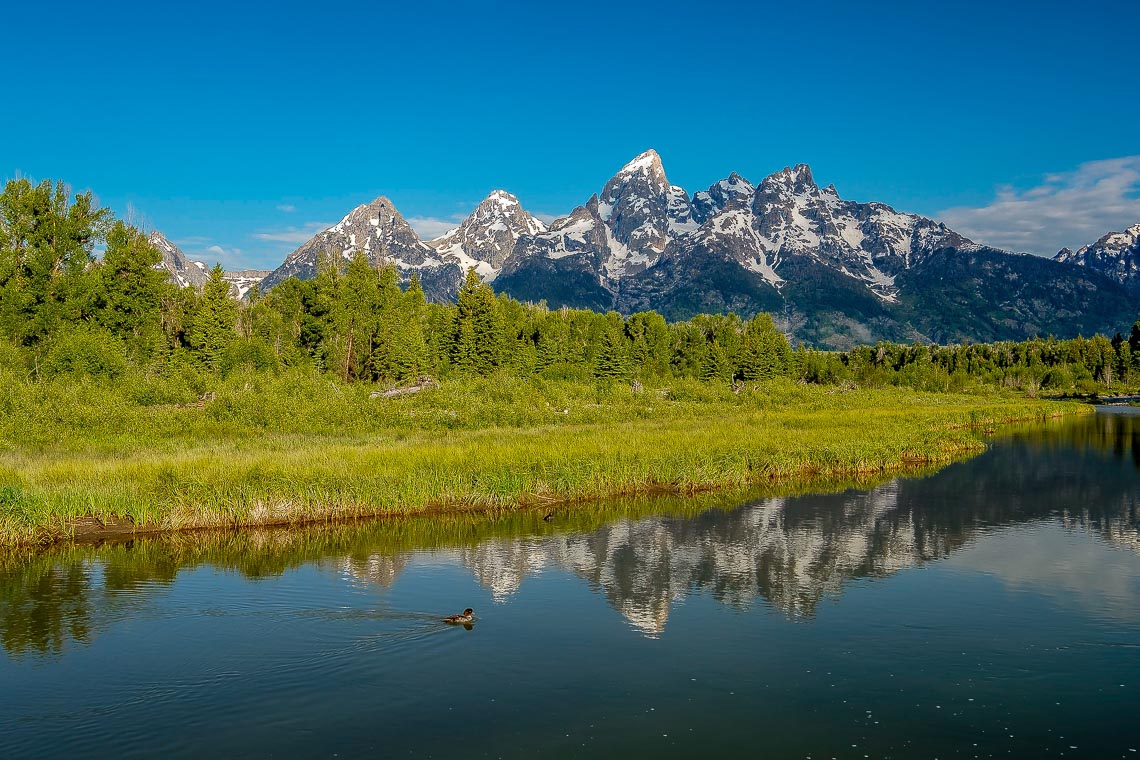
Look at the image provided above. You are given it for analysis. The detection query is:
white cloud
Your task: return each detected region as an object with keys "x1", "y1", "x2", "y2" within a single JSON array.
[
  {"x1": 276, "y1": 204, "x2": 297, "y2": 213},
  {"x1": 406, "y1": 215, "x2": 465, "y2": 241},
  {"x1": 202, "y1": 244, "x2": 245, "y2": 268},
  {"x1": 252, "y1": 221, "x2": 333, "y2": 244},
  {"x1": 938, "y1": 156, "x2": 1140, "y2": 256},
  {"x1": 534, "y1": 212, "x2": 561, "y2": 225}
]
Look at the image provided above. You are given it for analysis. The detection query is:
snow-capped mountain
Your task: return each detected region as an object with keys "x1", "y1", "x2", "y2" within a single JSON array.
[
  {"x1": 1055, "y1": 223, "x2": 1140, "y2": 294},
  {"x1": 426, "y1": 189, "x2": 546, "y2": 279},
  {"x1": 222, "y1": 270, "x2": 271, "y2": 299},
  {"x1": 502, "y1": 150, "x2": 701, "y2": 285},
  {"x1": 149, "y1": 231, "x2": 208, "y2": 290},
  {"x1": 502, "y1": 155, "x2": 974, "y2": 306},
  {"x1": 259, "y1": 196, "x2": 464, "y2": 300},
  {"x1": 148, "y1": 231, "x2": 268, "y2": 298},
  {"x1": 256, "y1": 151, "x2": 1137, "y2": 346}
]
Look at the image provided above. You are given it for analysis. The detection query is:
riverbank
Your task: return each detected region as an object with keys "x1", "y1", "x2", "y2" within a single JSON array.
[{"x1": 0, "y1": 372, "x2": 1089, "y2": 548}]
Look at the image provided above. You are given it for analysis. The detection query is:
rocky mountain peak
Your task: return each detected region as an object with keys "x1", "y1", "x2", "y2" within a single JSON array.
[
  {"x1": 596, "y1": 150, "x2": 693, "y2": 263},
  {"x1": 693, "y1": 172, "x2": 756, "y2": 222},
  {"x1": 428, "y1": 189, "x2": 547, "y2": 274},
  {"x1": 148, "y1": 230, "x2": 208, "y2": 289},
  {"x1": 259, "y1": 194, "x2": 464, "y2": 299},
  {"x1": 1053, "y1": 221, "x2": 1140, "y2": 293},
  {"x1": 758, "y1": 164, "x2": 820, "y2": 198}
]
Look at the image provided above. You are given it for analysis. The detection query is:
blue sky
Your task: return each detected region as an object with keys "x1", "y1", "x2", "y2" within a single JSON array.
[{"x1": 3, "y1": 0, "x2": 1138, "y2": 269}]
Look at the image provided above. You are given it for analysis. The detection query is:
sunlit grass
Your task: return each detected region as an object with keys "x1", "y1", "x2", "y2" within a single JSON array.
[{"x1": 0, "y1": 368, "x2": 1087, "y2": 548}]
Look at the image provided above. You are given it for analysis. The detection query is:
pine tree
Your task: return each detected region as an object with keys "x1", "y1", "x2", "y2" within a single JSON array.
[
  {"x1": 736, "y1": 313, "x2": 791, "y2": 381},
  {"x1": 451, "y1": 268, "x2": 504, "y2": 375},
  {"x1": 187, "y1": 265, "x2": 237, "y2": 370},
  {"x1": 593, "y1": 315, "x2": 630, "y2": 382}
]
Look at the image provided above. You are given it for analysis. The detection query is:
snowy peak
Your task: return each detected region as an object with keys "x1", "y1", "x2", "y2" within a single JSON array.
[
  {"x1": 693, "y1": 172, "x2": 755, "y2": 222},
  {"x1": 1054, "y1": 222, "x2": 1140, "y2": 292},
  {"x1": 148, "y1": 230, "x2": 208, "y2": 289},
  {"x1": 427, "y1": 190, "x2": 547, "y2": 277},
  {"x1": 606, "y1": 149, "x2": 667, "y2": 188},
  {"x1": 260, "y1": 195, "x2": 464, "y2": 299},
  {"x1": 596, "y1": 149, "x2": 694, "y2": 268},
  {"x1": 759, "y1": 164, "x2": 819, "y2": 196}
]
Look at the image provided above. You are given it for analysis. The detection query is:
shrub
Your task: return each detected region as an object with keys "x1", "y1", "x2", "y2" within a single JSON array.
[{"x1": 41, "y1": 327, "x2": 128, "y2": 379}]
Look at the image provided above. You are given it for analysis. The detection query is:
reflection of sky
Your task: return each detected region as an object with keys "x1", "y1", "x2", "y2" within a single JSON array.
[{"x1": 944, "y1": 521, "x2": 1140, "y2": 623}]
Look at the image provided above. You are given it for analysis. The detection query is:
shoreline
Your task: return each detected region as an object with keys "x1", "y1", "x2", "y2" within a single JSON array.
[{"x1": 2, "y1": 398, "x2": 1087, "y2": 551}]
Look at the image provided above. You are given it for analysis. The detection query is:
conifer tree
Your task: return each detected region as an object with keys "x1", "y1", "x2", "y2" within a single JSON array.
[
  {"x1": 452, "y1": 268, "x2": 504, "y2": 374},
  {"x1": 593, "y1": 314, "x2": 630, "y2": 381},
  {"x1": 736, "y1": 313, "x2": 791, "y2": 381},
  {"x1": 187, "y1": 264, "x2": 237, "y2": 370}
]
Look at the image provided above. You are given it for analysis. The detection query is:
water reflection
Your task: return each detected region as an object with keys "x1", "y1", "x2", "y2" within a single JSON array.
[{"x1": 2, "y1": 411, "x2": 1139, "y2": 653}]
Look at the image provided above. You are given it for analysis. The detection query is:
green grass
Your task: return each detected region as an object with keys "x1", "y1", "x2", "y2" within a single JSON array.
[{"x1": 0, "y1": 366, "x2": 1088, "y2": 548}]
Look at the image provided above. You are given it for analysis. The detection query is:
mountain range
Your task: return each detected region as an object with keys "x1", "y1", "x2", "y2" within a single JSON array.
[
  {"x1": 159, "y1": 152, "x2": 1140, "y2": 348},
  {"x1": 149, "y1": 231, "x2": 269, "y2": 299}
]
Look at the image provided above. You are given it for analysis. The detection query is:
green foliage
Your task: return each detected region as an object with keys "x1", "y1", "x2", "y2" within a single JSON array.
[
  {"x1": 93, "y1": 222, "x2": 170, "y2": 351},
  {"x1": 736, "y1": 313, "x2": 791, "y2": 381},
  {"x1": 0, "y1": 178, "x2": 111, "y2": 345},
  {"x1": 187, "y1": 265, "x2": 237, "y2": 369},
  {"x1": 452, "y1": 268, "x2": 505, "y2": 375},
  {"x1": 41, "y1": 325, "x2": 128, "y2": 379}
]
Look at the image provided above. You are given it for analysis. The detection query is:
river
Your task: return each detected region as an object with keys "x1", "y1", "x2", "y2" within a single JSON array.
[{"x1": 1, "y1": 409, "x2": 1138, "y2": 758}]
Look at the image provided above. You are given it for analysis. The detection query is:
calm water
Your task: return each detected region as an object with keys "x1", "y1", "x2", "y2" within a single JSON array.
[{"x1": 2, "y1": 411, "x2": 1140, "y2": 759}]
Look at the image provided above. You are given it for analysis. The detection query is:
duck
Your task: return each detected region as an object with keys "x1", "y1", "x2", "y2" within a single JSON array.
[
  {"x1": 442, "y1": 608, "x2": 474, "y2": 625},
  {"x1": 543, "y1": 512, "x2": 554, "y2": 522}
]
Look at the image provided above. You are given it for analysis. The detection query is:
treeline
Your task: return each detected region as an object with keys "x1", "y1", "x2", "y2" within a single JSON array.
[
  {"x1": 0, "y1": 178, "x2": 793, "y2": 385},
  {"x1": 828, "y1": 333, "x2": 1138, "y2": 395},
  {"x1": 1, "y1": 177, "x2": 1137, "y2": 395}
]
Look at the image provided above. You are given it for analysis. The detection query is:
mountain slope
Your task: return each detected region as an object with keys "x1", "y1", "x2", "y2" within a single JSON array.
[
  {"x1": 1055, "y1": 223, "x2": 1140, "y2": 295},
  {"x1": 898, "y1": 247, "x2": 1137, "y2": 343},
  {"x1": 148, "y1": 231, "x2": 208, "y2": 289},
  {"x1": 254, "y1": 152, "x2": 1139, "y2": 345},
  {"x1": 426, "y1": 190, "x2": 546, "y2": 278},
  {"x1": 259, "y1": 196, "x2": 463, "y2": 301}
]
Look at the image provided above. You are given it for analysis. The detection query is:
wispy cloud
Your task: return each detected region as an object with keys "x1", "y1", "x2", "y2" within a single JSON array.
[
  {"x1": 406, "y1": 215, "x2": 465, "y2": 241},
  {"x1": 252, "y1": 221, "x2": 333, "y2": 245},
  {"x1": 534, "y1": 212, "x2": 560, "y2": 226},
  {"x1": 202, "y1": 244, "x2": 244, "y2": 268},
  {"x1": 276, "y1": 204, "x2": 297, "y2": 213},
  {"x1": 938, "y1": 156, "x2": 1140, "y2": 255}
]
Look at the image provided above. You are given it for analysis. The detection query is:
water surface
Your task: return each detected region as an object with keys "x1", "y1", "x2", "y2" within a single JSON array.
[{"x1": 2, "y1": 410, "x2": 1139, "y2": 758}]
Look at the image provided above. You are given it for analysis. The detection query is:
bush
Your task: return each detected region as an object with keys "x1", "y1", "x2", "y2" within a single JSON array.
[
  {"x1": 220, "y1": 338, "x2": 281, "y2": 376},
  {"x1": 41, "y1": 327, "x2": 128, "y2": 379},
  {"x1": 1041, "y1": 367, "x2": 1073, "y2": 391}
]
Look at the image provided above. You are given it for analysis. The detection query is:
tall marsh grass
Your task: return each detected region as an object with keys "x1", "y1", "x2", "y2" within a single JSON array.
[{"x1": 0, "y1": 367, "x2": 1087, "y2": 547}]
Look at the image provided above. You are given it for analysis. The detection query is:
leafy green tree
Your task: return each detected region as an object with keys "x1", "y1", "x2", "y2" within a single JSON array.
[
  {"x1": 93, "y1": 221, "x2": 169, "y2": 353},
  {"x1": 187, "y1": 265, "x2": 237, "y2": 370},
  {"x1": 0, "y1": 178, "x2": 111, "y2": 344}
]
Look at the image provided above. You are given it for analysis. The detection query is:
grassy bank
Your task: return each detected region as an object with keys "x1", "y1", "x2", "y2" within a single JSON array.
[{"x1": 0, "y1": 368, "x2": 1087, "y2": 548}]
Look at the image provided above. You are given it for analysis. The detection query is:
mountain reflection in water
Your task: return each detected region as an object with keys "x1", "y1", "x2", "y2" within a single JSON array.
[{"x1": 2, "y1": 410, "x2": 1139, "y2": 655}]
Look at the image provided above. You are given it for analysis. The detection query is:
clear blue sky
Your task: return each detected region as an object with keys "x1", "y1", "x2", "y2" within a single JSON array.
[{"x1": 3, "y1": 0, "x2": 1138, "y2": 268}]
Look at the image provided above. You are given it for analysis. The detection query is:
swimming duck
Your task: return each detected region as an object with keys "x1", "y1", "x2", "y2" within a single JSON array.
[
  {"x1": 543, "y1": 512, "x2": 554, "y2": 522},
  {"x1": 442, "y1": 608, "x2": 474, "y2": 625}
]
